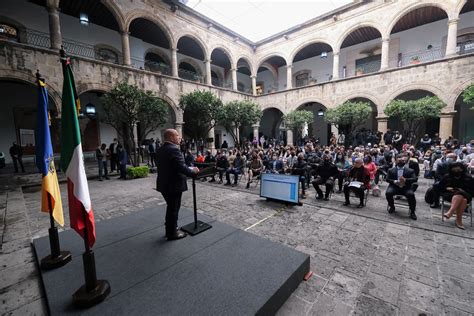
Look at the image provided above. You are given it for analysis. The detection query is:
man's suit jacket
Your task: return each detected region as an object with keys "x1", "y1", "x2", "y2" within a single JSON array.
[
  {"x1": 156, "y1": 142, "x2": 194, "y2": 194},
  {"x1": 386, "y1": 166, "x2": 417, "y2": 189}
]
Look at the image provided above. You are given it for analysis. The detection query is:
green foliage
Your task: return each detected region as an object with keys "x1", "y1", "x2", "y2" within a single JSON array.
[
  {"x1": 384, "y1": 96, "x2": 446, "y2": 138},
  {"x1": 101, "y1": 82, "x2": 169, "y2": 165},
  {"x1": 180, "y1": 90, "x2": 223, "y2": 139},
  {"x1": 284, "y1": 110, "x2": 314, "y2": 131},
  {"x1": 325, "y1": 101, "x2": 373, "y2": 136},
  {"x1": 462, "y1": 84, "x2": 474, "y2": 108},
  {"x1": 126, "y1": 166, "x2": 149, "y2": 179},
  {"x1": 219, "y1": 100, "x2": 262, "y2": 144}
]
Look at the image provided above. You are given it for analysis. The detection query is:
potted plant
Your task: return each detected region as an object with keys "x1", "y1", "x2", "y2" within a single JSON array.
[
  {"x1": 309, "y1": 76, "x2": 317, "y2": 84},
  {"x1": 355, "y1": 67, "x2": 364, "y2": 76},
  {"x1": 410, "y1": 56, "x2": 420, "y2": 65}
]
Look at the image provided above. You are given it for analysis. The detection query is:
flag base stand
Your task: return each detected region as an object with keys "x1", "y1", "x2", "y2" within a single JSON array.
[
  {"x1": 40, "y1": 227, "x2": 72, "y2": 270},
  {"x1": 72, "y1": 250, "x2": 111, "y2": 308},
  {"x1": 181, "y1": 220, "x2": 212, "y2": 236}
]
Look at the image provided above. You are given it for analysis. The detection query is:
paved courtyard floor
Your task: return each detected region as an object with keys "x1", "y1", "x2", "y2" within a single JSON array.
[{"x1": 1, "y1": 165, "x2": 474, "y2": 315}]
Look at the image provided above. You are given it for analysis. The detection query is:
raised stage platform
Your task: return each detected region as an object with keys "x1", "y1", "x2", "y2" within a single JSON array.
[{"x1": 33, "y1": 206, "x2": 310, "y2": 315}]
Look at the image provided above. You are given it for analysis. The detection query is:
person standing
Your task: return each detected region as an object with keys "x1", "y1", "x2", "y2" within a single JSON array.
[
  {"x1": 156, "y1": 129, "x2": 199, "y2": 240},
  {"x1": 117, "y1": 144, "x2": 127, "y2": 180},
  {"x1": 109, "y1": 138, "x2": 119, "y2": 173},
  {"x1": 96, "y1": 143, "x2": 110, "y2": 181},
  {"x1": 9, "y1": 141, "x2": 25, "y2": 173},
  {"x1": 148, "y1": 138, "x2": 157, "y2": 167}
]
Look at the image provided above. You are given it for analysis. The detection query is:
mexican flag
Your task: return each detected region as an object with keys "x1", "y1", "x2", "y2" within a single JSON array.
[{"x1": 60, "y1": 55, "x2": 96, "y2": 248}]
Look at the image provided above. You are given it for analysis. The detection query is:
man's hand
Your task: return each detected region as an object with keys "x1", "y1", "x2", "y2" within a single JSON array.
[{"x1": 191, "y1": 167, "x2": 199, "y2": 174}]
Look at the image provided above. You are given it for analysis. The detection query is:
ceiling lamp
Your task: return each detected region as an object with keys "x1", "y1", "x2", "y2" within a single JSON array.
[
  {"x1": 80, "y1": 13, "x2": 89, "y2": 26},
  {"x1": 321, "y1": 51, "x2": 328, "y2": 58},
  {"x1": 85, "y1": 103, "x2": 96, "y2": 117},
  {"x1": 317, "y1": 108, "x2": 324, "y2": 117}
]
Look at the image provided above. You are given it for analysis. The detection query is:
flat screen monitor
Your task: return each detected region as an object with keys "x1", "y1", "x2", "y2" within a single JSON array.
[{"x1": 260, "y1": 173, "x2": 300, "y2": 204}]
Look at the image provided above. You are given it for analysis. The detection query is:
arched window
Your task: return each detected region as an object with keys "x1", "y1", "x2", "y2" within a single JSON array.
[
  {"x1": 95, "y1": 47, "x2": 119, "y2": 64},
  {"x1": 0, "y1": 23, "x2": 18, "y2": 41}
]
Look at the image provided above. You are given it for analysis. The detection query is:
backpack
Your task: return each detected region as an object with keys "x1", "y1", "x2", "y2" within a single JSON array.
[{"x1": 425, "y1": 187, "x2": 434, "y2": 204}]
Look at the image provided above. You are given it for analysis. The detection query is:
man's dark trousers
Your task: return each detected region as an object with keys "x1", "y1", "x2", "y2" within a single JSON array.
[
  {"x1": 162, "y1": 192, "x2": 182, "y2": 236},
  {"x1": 386, "y1": 185, "x2": 416, "y2": 211}
]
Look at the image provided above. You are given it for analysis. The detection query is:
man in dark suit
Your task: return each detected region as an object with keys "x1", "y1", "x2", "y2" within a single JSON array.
[
  {"x1": 385, "y1": 155, "x2": 418, "y2": 220},
  {"x1": 156, "y1": 129, "x2": 199, "y2": 240}
]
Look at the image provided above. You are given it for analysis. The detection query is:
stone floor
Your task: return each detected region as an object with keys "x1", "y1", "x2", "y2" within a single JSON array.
[{"x1": 1, "y1": 166, "x2": 474, "y2": 315}]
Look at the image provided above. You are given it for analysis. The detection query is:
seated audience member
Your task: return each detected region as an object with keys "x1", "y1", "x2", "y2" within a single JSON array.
[
  {"x1": 312, "y1": 154, "x2": 339, "y2": 200},
  {"x1": 430, "y1": 152, "x2": 458, "y2": 208},
  {"x1": 335, "y1": 153, "x2": 351, "y2": 193},
  {"x1": 202, "y1": 150, "x2": 216, "y2": 182},
  {"x1": 439, "y1": 162, "x2": 474, "y2": 230},
  {"x1": 363, "y1": 155, "x2": 378, "y2": 185},
  {"x1": 215, "y1": 151, "x2": 229, "y2": 184},
  {"x1": 268, "y1": 153, "x2": 284, "y2": 173},
  {"x1": 343, "y1": 158, "x2": 370, "y2": 208},
  {"x1": 225, "y1": 152, "x2": 244, "y2": 186},
  {"x1": 184, "y1": 150, "x2": 195, "y2": 166},
  {"x1": 246, "y1": 153, "x2": 264, "y2": 189},
  {"x1": 385, "y1": 155, "x2": 418, "y2": 220},
  {"x1": 291, "y1": 153, "x2": 308, "y2": 198},
  {"x1": 195, "y1": 151, "x2": 205, "y2": 163}
]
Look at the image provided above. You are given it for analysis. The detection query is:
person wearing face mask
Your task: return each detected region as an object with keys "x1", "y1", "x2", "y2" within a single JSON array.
[
  {"x1": 335, "y1": 153, "x2": 351, "y2": 193},
  {"x1": 291, "y1": 153, "x2": 308, "y2": 198},
  {"x1": 268, "y1": 154, "x2": 284, "y2": 174},
  {"x1": 385, "y1": 155, "x2": 418, "y2": 220},
  {"x1": 215, "y1": 151, "x2": 229, "y2": 184},
  {"x1": 246, "y1": 153, "x2": 263, "y2": 189},
  {"x1": 439, "y1": 162, "x2": 474, "y2": 229},
  {"x1": 225, "y1": 152, "x2": 244, "y2": 186},
  {"x1": 435, "y1": 152, "x2": 457, "y2": 181},
  {"x1": 312, "y1": 154, "x2": 339, "y2": 200},
  {"x1": 343, "y1": 158, "x2": 370, "y2": 208}
]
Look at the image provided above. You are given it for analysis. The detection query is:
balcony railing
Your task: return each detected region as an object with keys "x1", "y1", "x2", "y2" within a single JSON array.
[
  {"x1": 144, "y1": 60, "x2": 171, "y2": 75},
  {"x1": 399, "y1": 47, "x2": 443, "y2": 67},
  {"x1": 178, "y1": 68, "x2": 203, "y2": 83},
  {"x1": 457, "y1": 40, "x2": 474, "y2": 55}
]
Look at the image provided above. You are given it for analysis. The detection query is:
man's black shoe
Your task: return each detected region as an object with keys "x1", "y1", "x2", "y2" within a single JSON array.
[
  {"x1": 388, "y1": 206, "x2": 395, "y2": 214},
  {"x1": 167, "y1": 230, "x2": 187, "y2": 241},
  {"x1": 430, "y1": 203, "x2": 440, "y2": 208},
  {"x1": 343, "y1": 201, "x2": 350, "y2": 206},
  {"x1": 357, "y1": 203, "x2": 364, "y2": 208},
  {"x1": 324, "y1": 197, "x2": 329, "y2": 201},
  {"x1": 410, "y1": 211, "x2": 417, "y2": 220},
  {"x1": 316, "y1": 195, "x2": 324, "y2": 200},
  {"x1": 224, "y1": 182, "x2": 231, "y2": 186}
]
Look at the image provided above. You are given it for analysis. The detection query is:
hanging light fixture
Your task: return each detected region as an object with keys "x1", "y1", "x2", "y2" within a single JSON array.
[
  {"x1": 317, "y1": 108, "x2": 324, "y2": 117},
  {"x1": 320, "y1": 51, "x2": 328, "y2": 58},
  {"x1": 85, "y1": 103, "x2": 96, "y2": 116},
  {"x1": 80, "y1": 13, "x2": 89, "y2": 26}
]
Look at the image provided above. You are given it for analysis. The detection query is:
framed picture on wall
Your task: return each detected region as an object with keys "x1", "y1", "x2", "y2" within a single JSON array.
[{"x1": 19, "y1": 129, "x2": 35, "y2": 147}]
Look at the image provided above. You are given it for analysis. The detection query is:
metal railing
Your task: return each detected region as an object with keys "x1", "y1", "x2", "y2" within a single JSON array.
[
  {"x1": 457, "y1": 40, "x2": 474, "y2": 55},
  {"x1": 399, "y1": 47, "x2": 443, "y2": 67},
  {"x1": 144, "y1": 60, "x2": 171, "y2": 75},
  {"x1": 178, "y1": 68, "x2": 203, "y2": 82}
]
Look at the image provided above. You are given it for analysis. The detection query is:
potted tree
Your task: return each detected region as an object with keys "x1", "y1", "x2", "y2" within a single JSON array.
[
  {"x1": 355, "y1": 67, "x2": 364, "y2": 76},
  {"x1": 410, "y1": 56, "x2": 420, "y2": 65}
]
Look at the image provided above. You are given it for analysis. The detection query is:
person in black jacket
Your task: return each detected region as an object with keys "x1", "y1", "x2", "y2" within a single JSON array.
[
  {"x1": 291, "y1": 153, "x2": 308, "y2": 198},
  {"x1": 156, "y1": 129, "x2": 199, "y2": 240},
  {"x1": 9, "y1": 141, "x2": 25, "y2": 173},
  {"x1": 312, "y1": 154, "x2": 339, "y2": 200},
  {"x1": 385, "y1": 155, "x2": 418, "y2": 220}
]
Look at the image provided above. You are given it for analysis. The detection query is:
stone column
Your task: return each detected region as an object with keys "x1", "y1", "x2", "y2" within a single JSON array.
[
  {"x1": 376, "y1": 116, "x2": 388, "y2": 144},
  {"x1": 439, "y1": 112, "x2": 455, "y2": 142},
  {"x1": 445, "y1": 19, "x2": 459, "y2": 57},
  {"x1": 231, "y1": 68, "x2": 237, "y2": 90},
  {"x1": 252, "y1": 124, "x2": 259, "y2": 141},
  {"x1": 251, "y1": 75, "x2": 257, "y2": 96},
  {"x1": 121, "y1": 31, "x2": 131, "y2": 66},
  {"x1": 175, "y1": 122, "x2": 183, "y2": 138},
  {"x1": 381, "y1": 37, "x2": 390, "y2": 70},
  {"x1": 302, "y1": 122, "x2": 309, "y2": 138},
  {"x1": 205, "y1": 59, "x2": 212, "y2": 85},
  {"x1": 332, "y1": 51, "x2": 340, "y2": 80},
  {"x1": 171, "y1": 48, "x2": 178, "y2": 77},
  {"x1": 207, "y1": 126, "x2": 215, "y2": 151},
  {"x1": 286, "y1": 64, "x2": 293, "y2": 90},
  {"x1": 286, "y1": 129, "x2": 294, "y2": 146},
  {"x1": 47, "y1": 6, "x2": 62, "y2": 50}
]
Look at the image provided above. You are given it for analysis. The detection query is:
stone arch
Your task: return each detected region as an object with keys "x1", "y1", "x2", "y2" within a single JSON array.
[
  {"x1": 387, "y1": 2, "x2": 453, "y2": 36},
  {"x1": 336, "y1": 22, "x2": 384, "y2": 51},
  {"x1": 144, "y1": 47, "x2": 171, "y2": 65},
  {"x1": 337, "y1": 92, "x2": 382, "y2": 114},
  {"x1": 289, "y1": 39, "x2": 335, "y2": 63},
  {"x1": 259, "y1": 62, "x2": 279, "y2": 84},
  {"x1": 456, "y1": 0, "x2": 468, "y2": 16},
  {"x1": 254, "y1": 53, "x2": 289, "y2": 76},
  {"x1": 383, "y1": 84, "x2": 448, "y2": 110},
  {"x1": 209, "y1": 45, "x2": 236, "y2": 69},
  {"x1": 236, "y1": 56, "x2": 254, "y2": 76},
  {"x1": 124, "y1": 10, "x2": 174, "y2": 47},
  {"x1": 260, "y1": 106, "x2": 286, "y2": 139},
  {"x1": 176, "y1": 33, "x2": 209, "y2": 62},
  {"x1": 448, "y1": 79, "x2": 473, "y2": 111},
  {"x1": 293, "y1": 97, "x2": 333, "y2": 111},
  {"x1": 93, "y1": 44, "x2": 121, "y2": 64},
  {"x1": 0, "y1": 71, "x2": 62, "y2": 112},
  {"x1": 100, "y1": 0, "x2": 127, "y2": 32}
]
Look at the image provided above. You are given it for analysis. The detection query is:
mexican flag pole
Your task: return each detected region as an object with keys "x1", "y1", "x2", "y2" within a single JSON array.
[{"x1": 59, "y1": 47, "x2": 110, "y2": 307}]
